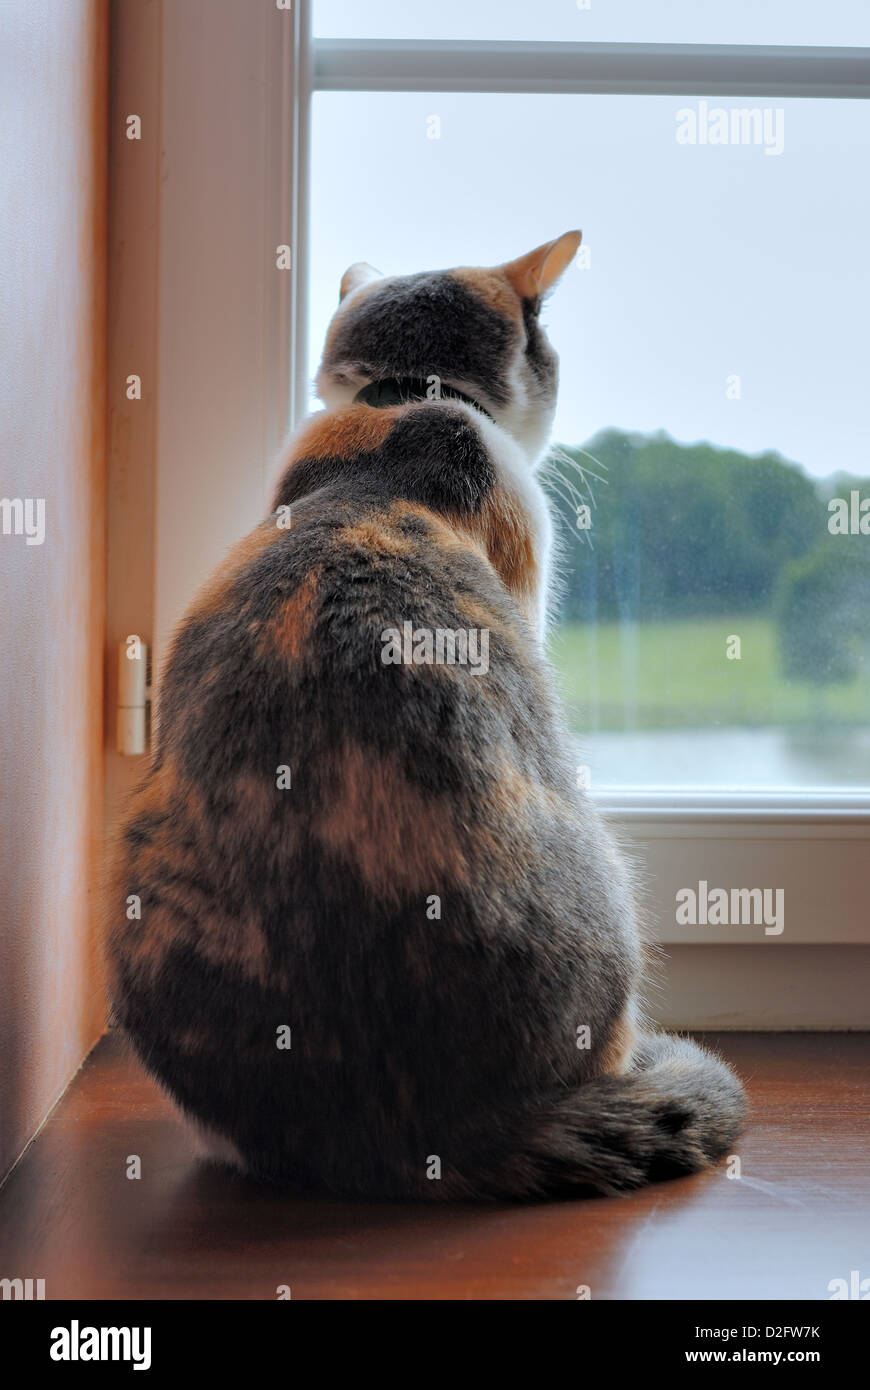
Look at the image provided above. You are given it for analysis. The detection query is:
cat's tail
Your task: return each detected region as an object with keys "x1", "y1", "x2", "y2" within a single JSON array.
[{"x1": 470, "y1": 1032, "x2": 745, "y2": 1199}]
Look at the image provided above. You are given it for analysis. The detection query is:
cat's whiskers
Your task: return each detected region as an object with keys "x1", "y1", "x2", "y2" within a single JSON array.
[
  {"x1": 539, "y1": 456, "x2": 599, "y2": 550},
  {"x1": 548, "y1": 444, "x2": 609, "y2": 499}
]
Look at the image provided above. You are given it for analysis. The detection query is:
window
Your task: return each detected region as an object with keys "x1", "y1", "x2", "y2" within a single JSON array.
[
  {"x1": 313, "y1": 0, "x2": 870, "y2": 47},
  {"x1": 310, "y1": 5, "x2": 870, "y2": 794},
  {"x1": 134, "y1": 2, "x2": 870, "y2": 1006}
]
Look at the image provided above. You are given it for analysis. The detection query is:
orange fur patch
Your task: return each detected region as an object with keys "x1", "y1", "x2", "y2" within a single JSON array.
[
  {"x1": 452, "y1": 267, "x2": 523, "y2": 323},
  {"x1": 110, "y1": 760, "x2": 274, "y2": 988},
  {"x1": 451, "y1": 486, "x2": 538, "y2": 621},
  {"x1": 256, "y1": 571, "x2": 320, "y2": 664},
  {"x1": 389, "y1": 499, "x2": 488, "y2": 564},
  {"x1": 336, "y1": 515, "x2": 413, "y2": 558},
  {"x1": 288, "y1": 402, "x2": 398, "y2": 464},
  {"x1": 187, "y1": 520, "x2": 282, "y2": 623},
  {"x1": 315, "y1": 743, "x2": 469, "y2": 901},
  {"x1": 389, "y1": 495, "x2": 536, "y2": 623},
  {"x1": 598, "y1": 1007, "x2": 637, "y2": 1077},
  {"x1": 453, "y1": 592, "x2": 504, "y2": 635},
  {"x1": 492, "y1": 757, "x2": 573, "y2": 824}
]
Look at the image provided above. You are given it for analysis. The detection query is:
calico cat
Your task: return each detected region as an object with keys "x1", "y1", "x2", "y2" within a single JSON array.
[{"x1": 107, "y1": 232, "x2": 745, "y2": 1199}]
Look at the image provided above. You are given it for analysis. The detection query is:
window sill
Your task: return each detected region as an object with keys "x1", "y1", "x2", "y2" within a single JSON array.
[
  {"x1": 595, "y1": 789, "x2": 870, "y2": 828},
  {"x1": 593, "y1": 793, "x2": 870, "y2": 948}
]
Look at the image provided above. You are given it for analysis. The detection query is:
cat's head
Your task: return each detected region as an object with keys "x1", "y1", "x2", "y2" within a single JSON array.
[{"x1": 315, "y1": 231, "x2": 581, "y2": 466}]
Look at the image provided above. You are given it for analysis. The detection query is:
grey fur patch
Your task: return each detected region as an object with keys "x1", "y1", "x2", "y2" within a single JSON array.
[{"x1": 322, "y1": 271, "x2": 519, "y2": 407}]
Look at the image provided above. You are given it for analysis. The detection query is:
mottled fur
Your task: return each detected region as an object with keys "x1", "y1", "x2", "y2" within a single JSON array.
[{"x1": 107, "y1": 235, "x2": 744, "y2": 1198}]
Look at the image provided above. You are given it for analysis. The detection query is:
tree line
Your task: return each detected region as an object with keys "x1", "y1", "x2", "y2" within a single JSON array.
[{"x1": 543, "y1": 428, "x2": 870, "y2": 688}]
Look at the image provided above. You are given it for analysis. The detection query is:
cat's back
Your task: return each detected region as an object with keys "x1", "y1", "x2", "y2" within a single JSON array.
[
  {"x1": 105, "y1": 404, "x2": 611, "y2": 1191},
  {"x1": 155, "y1": 401, "x2": 552, "y2": 789}
]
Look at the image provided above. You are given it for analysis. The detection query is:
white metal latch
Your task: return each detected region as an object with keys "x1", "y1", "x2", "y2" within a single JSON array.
[{"x1": 117, "y1": 635, "x2": 150, "y2": 756}]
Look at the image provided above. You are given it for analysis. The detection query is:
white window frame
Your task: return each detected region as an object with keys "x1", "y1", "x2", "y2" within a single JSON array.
[
  {"x1": 111, "y1": 1, "x2": 870, "y2": 1024},
  {"x1": 309, "y1": 26, "x2": 870, "y2": 959},
  {"x1": 313, "y1": 38, "x2": 870, "y2": 98}
]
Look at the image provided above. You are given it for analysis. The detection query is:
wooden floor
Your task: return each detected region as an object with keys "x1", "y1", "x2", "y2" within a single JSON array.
[{"x1": 0, "y1": 1031, "x2": 867, "y2": 1300}]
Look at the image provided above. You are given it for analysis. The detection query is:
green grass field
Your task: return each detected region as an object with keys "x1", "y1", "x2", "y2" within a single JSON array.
[{"x1": 548, "y1": 614, "x2": 870, "y2": 732}]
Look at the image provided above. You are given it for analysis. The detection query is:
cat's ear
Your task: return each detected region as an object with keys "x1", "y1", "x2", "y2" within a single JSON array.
[
  {"x1": 503, "y1": 231, "x2": 581, "y2": 301},
  {"x1": 339, "y1": 262, "x2": 383, "y2": 302}
]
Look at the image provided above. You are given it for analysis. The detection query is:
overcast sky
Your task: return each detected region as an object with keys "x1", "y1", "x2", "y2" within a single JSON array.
[
  {"x1": 309, "y1": 4, "x2": 870, "y2": 479},
  {"x1": 314, "y1": 0, "x2": 870, "y2": 46}
]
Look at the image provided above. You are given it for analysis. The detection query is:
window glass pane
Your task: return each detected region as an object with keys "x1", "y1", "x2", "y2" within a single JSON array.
[
  {"x1": 313, "y1": 0, "x2": 870, "y2": 48},
  {"x1": 309, "y1": 91, "x2": 870, "y2": 790}
]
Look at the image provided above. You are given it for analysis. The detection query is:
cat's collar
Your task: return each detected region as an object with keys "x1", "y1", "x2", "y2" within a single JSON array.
[{"x1": 353, "y1": 377, "x2": 494, "y2": 422}]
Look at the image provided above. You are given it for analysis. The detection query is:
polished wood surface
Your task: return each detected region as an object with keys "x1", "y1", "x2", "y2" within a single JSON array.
[{"x1": 0, "y1": 1031, "x2": 867, "y2": 1300}]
